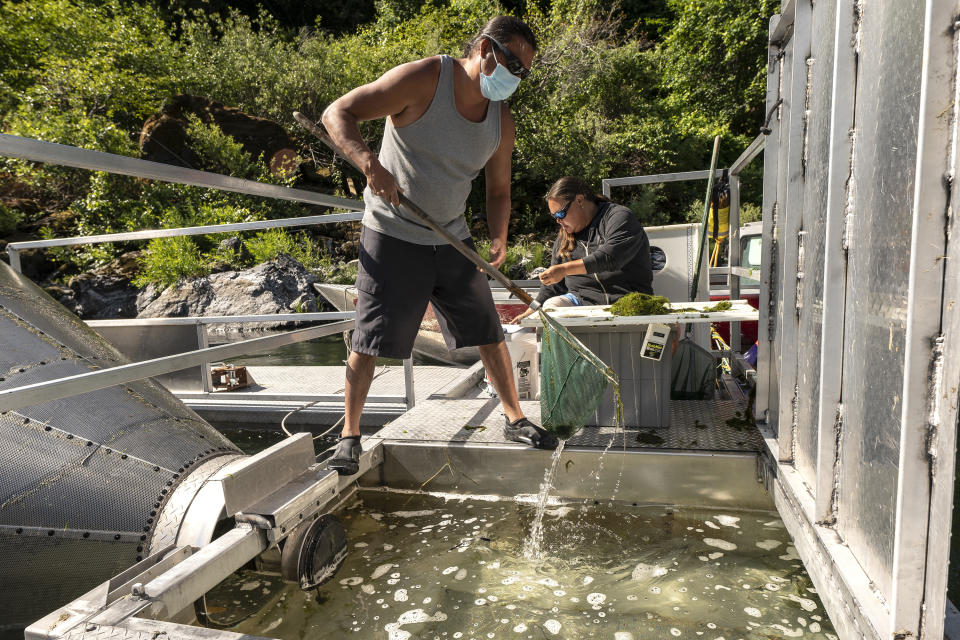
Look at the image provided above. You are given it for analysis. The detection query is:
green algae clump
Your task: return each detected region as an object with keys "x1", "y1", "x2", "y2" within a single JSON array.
[
  {"x1": 609, "y1": 292, "x2": 672, "y2": 316},
  {"x1": 609, "y1": 293, "x2": 734, "y2": 316}
]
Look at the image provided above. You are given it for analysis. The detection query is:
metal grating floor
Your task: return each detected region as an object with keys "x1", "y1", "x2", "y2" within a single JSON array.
[{"x1": 377, "y1": 397, "x2": 763, "y2": 452}]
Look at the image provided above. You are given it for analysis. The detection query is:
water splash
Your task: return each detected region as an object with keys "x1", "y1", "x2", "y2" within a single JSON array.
[
  {"x1": 580, "y1": 384, "x2": 626, "y2": 508},
  {"x1": 521, "y1": 440, "x2": 566, "y2": 560}
]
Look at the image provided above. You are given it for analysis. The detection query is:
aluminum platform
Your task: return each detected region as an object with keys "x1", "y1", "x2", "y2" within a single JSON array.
[
  {"x1": 174, "y1": 364, "x2": 474, "y2": 425},
  {"x1": 374, "y1": 397, "x2": 763, "y2": 452}
]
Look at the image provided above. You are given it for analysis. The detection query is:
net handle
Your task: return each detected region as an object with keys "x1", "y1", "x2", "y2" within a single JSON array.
[{"x1": 294, "y1": 112, "x2": 539, "y2": 310}]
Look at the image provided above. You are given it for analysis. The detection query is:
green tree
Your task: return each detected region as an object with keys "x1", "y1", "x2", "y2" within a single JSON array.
[{"x1": 660, "y1": 0, "x2": 777, "y2": 137}]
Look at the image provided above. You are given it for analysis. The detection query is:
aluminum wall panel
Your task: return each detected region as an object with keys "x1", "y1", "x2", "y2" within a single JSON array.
[
  {"x1": 792, "y1": 0, "x2": 836, "y2": 492},
  {"x1": 836, "y1": 0, "x2": 924, "y2": 604},
  {"x1": 92, "y1": 324, "x2": 207, "y2": 392}
]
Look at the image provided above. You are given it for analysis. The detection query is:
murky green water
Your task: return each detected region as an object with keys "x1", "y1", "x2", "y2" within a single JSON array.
[{"x1": 209, "y1": 490, "x2": 836, "y2": 639}]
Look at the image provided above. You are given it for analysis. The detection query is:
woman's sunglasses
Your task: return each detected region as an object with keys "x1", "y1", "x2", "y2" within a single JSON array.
[
  {"x1": 485, "y1": 35, "x2": 531, "y2": 80},
  {"x1": 551, "y1": 199, "x2": 574, "y2": 220}
]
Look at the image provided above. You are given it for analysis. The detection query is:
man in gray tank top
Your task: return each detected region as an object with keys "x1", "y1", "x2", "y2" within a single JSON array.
[{"x1": 322, "y1": 16, "x2": 557, "y2": 474}]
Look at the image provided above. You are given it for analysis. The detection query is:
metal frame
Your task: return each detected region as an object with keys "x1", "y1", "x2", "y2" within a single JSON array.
[
  {"x1": 0, "y1": 133, "x2": 366, "y2": 273},
  {"x1": 602, "y1": 140, "x2": 765, "y2": 355},
  {"x1": 0, "y1": 133, "x2": 426, "y2": 413},
  {"x1": 86, "y1": 312, "x2": 356, "y2": 326},
  {"x1": 601, "y1": 147, "x2": 763, "y2": 307},
  {"x1": 768, "y1": 0, "x2": 808, "y2": 464},
  {"x1": 756, "y1": 1, "x2": 960, "y2": 638},
  {"x1": 727, "y1": 135, "x2": 765, "y2": 355},
  {"x1": 86, "y1": 313, "x2": 413, "y2": 407},
  {"x1": 600, "y1": 169, "x2": 725, "y2": 195},
  {"x1": 0, "y1": 320, "x2": 352, "y2": 412},
  {"x1": 756, "y1": 13, "x2": 787, "y2": 438}
]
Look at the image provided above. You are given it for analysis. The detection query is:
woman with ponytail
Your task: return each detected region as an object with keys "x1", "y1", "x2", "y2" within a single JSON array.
[{"x1": 513, "y1": 176, "x2": 653, "y2": 322}]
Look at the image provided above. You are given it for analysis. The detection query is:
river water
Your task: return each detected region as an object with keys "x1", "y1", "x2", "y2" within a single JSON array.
[{"x1": 207, "y1": 490, "x2": 836, "y2": 640}]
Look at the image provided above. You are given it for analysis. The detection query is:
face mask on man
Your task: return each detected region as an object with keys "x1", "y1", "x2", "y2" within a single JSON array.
[{"x1": 478, "y1": 44, "x2": 522, "y2": 101}]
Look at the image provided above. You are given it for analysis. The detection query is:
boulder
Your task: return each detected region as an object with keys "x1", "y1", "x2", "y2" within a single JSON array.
[
  {"x1": 53, "y1": 251, "x2": 142, "y2": 319},
  {"x1": 136, "y1": 254, "x2": 320, "y2": 333},
  {"x1": 139, "y1": 95, "x2": 298, "y2": 174}
]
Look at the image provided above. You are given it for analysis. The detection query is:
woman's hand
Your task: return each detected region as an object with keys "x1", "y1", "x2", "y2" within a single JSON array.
[
  {"x1": 538, "y1": 263, "x2": 568, "y2": 286},
  {"x1": 509, "y1": 307, "x2": 535, "y2": 324}
]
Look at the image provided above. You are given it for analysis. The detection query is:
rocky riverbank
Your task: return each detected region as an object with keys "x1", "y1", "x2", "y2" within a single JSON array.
[
  {"x1": 48, "y1": 253, "x2": 332, "y2": 332},
  {"x1": 43, "y1": 248, "x2": 549, "y2": 332}
]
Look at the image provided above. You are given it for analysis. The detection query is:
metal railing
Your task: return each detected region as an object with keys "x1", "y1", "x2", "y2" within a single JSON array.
[
  {"x1": 0, "y1": 133, "x2": 364, "y2": 272},
  {"x1": 0, "y1": 319, "x2": 355, "y2": 413},
  {"x1": 0, "y1": 133, "x2": 421, "y2": 414},
  {"x1": 602, "y1": 134, "x2": 765, "y2": 353}
]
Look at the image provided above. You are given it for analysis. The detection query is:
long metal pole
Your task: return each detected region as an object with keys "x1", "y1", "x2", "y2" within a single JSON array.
[
  {"x1": 6, "y1": 213, "x2": 363, "y2": 252},
  {"x1": 690, "y1": 136, "x2": 721, "y2": 301},
  {"x1": 727, "y1": 174, "x2": 742, "y2": 353}
]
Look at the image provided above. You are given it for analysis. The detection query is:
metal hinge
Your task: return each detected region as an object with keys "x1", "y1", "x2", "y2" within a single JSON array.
[
  {"x1": 791, "y1": 383, "x2": 800, "y2": 461},
  {"x1": 796, "y1": 230, "x2": 806, "y2": 313},
  {"x1": 842, "y1": 126, "x2": 857, "y2": 253},
  {"x1": 801, "y1": 57, "x2": 814, "y2": 178},
  {"x1": 767, "y1": 204, "x2": 779, "y2": 339},
  {"x1": 817, "y1": 402, "x2": 844, "y2": 527},
  {"x1": 842, "y1": 209, "x2": 854, "y2": 252},
  {"x1": 926, "y1": 335, "x2": 946, "y2": 474}
]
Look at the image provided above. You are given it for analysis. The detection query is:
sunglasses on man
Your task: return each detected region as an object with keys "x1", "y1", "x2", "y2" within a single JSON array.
[
  {"x1": 485, "y1": 35, "x2": 531, "y2": 80},
  {"x1": 551, "y1": 199, "x2": 574, "y2": 220}
]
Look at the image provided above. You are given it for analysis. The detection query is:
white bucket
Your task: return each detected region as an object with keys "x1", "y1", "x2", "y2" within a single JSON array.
[
  {"x1": 504, "y1": 326, "x2": 539, "y2": 400},
  {"x1": 482, "y1": 326, "x2": 540, "y2": 400}
]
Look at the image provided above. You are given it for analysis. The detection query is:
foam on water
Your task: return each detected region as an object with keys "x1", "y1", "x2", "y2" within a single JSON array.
[
  {"x1": 371, "y1": 563, "x2": 395, "y2": 580},
  {"x1": 392, "y1": 509, "x2": 438, "y2": 518},
  {"x1": 714, "y1": 515, "x2": 741, "y2": 528},
  {"x1": 217, "y1": 492, "x2": 836, "y2": 640},
  {"x1": 756, "y1": 539, "x2": 782, "y2": 550},
  {"x1": 631, "y1": 563, "x2": 669, "y2": 581},
  {"x1": 703, "y1": 538, "x2": 737, "y2": 551}
]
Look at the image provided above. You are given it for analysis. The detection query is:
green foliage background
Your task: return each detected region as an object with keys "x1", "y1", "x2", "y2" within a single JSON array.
[{"x1": 0, "y1": 0, "x2": 776, "y2": 286}]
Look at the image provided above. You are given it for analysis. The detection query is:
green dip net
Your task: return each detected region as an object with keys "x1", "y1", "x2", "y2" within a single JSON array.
[{"x1": 538, "y1": 310, "x2": 619, "y2": 440}]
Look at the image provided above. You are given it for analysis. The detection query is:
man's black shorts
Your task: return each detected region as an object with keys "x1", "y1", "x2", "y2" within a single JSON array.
[{"x1": 351, "y1": 226, "x2": 504, "y2": 359}]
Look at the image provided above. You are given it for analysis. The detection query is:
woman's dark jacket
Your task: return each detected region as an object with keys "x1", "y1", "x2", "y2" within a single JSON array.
[{"x1": 535, "y1": 201, "x2": 654, "y2": 306}]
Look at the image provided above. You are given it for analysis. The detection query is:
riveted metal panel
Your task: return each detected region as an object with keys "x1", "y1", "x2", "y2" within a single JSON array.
[
  {"x1": 0, "y1": 260, "x2": 242, "y2": 634},
  {"x1": 0, "y1": 530, "x2": 138, "y2": 635}
]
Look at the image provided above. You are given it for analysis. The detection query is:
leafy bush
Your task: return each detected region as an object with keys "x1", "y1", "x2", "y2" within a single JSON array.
[
  {"x1": 245, "y1": 228, "x2": 327, "y2": 270},
  {"x1": 476, "y1": 235, "x2": 552, "y2": 276},
  {"x1": 739, "y1": 202, "x2": 762, "y2": 224},
  {"x1": 133, "y1": 236, "x2": 208, "y2": 287},
  {"x1": 0, "y1": 203, "x2": 24, "y2": 237}
]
